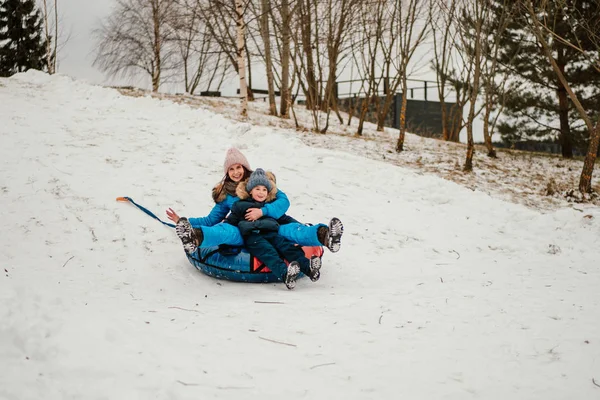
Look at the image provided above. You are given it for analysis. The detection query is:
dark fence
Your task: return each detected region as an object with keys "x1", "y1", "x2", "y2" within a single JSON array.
[
  {"x1": 336, "y1": 93, "x2": 461, "y2": 138},
  {"x1": 493, "y1": 140, "x2": 592, "y2": 157}
]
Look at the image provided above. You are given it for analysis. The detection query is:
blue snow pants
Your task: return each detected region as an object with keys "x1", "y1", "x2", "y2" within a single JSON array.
[
  {"x1": 200, "y1": 222, "x2": 326, "y2": 248},
  {"x1": 244, "y1": 232, "x2": 311, "y2": 278}
]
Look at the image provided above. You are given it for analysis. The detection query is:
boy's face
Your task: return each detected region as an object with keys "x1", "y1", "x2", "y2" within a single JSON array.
[{"x1": 250, "y1": 185, "x2": 268, "y2": 202}]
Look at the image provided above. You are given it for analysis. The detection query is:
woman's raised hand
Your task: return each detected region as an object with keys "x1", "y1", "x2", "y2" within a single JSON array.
[
  {"x1": 245, "y1": 208, "x2": 263, "y2": 222},
  {"x1": 166, "y1": 208, "x2": 180, "y2": 223}
]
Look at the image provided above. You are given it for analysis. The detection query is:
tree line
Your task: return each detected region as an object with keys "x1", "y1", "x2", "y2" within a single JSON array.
[{"x1": 1, "y1": 0, "x2": 597, "y2": 195}]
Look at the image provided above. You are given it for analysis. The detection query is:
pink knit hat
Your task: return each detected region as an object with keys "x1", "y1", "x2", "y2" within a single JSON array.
[{"x1": 223, "y1": 147, "x2": 251, "y2": 174}]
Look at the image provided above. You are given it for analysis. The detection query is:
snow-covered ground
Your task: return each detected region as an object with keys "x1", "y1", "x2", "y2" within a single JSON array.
[{"x1": 1, "y1": 71, "x2": 599, "y2": 399}]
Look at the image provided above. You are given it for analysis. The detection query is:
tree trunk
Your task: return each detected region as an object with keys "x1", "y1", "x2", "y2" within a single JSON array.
[
  {"x1": 579, "y1": 120, "x2": 600, "y2": 193},
  {"x1": 299, "y1": 0, "x2": 318, "y2": 110},
  {"x1": 246, "y1": 45, "x2": 254, "y2": 101},
  {"x1": 440, "y1": 100, "x2": 449, "y2": 140},
  {"x1": 260, "y1": 0, "x2": 277, "y2": 115},
  {"x1": 449, "y1": 102, "x2": 462, "y2": 142},
  {"x1": 53, "y1": 0, "x2": 58, "y2": 72},
  {"x1": 483, "y1": 106, "x2": 497, "y2": 157},
  {"x1": 464, "y1": 104, "x2": 476, "y2": 170},
  {"x1": 396, "y1": 84, "x2": 409, "y2": 152},
  {"x1": 235, "y1": 0, "x2": 248, "y2": 117},
  {"x1": 465, "y1": 16, "x2": 482, "y2": 171},
  {"x1": 557, "y1": 85, "x2": 573, "y2": 158},
  {"x1": 41, "y1": 0, "x2": 54, "y2": 74},
  {"x1": 151, "y1": 0, "x2": 161, "y2": 92},
  {"x1": 356, "y1": 96, "x2": 370, "y2": 136},
  {"x1": 279, "y1": 0, "x2": 291, "y2": 118}
]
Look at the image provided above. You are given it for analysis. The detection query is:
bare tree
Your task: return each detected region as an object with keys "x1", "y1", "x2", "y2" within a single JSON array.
[
  {"x1": 196, "y1": 0, "x2": 237, "y2": 70},
  {"x1": 235, "y1": 0, "x2": 249, "y2": 117},
  {"x1": 40, "y1": 0, "x2": 71, "y2": 74},
  {"x1": 431, "y1": 0, "x2": 477, "y2": 144},
  {"x1": 259, "y1": 0, "x2": 277, "y2": 115},
  {"x1": 94, "y1": 0, "x2": 179, "y2": 92},
  {"x1": 394, "y1": 0, "x2": 431, "y2": 152},
  {"x1": 262, "y1": 0, "x2": 295, "y2": 118},
  {"x1": 346, "y1": 0, "x2": 429, "y2": 142},
  {"x1": 430, "y1": 0, "x2": 458, "y2": 141},
  {"x1": 195, "y1": 0, "x2": 251, "y2": 114},
  {"x1": 351, "y1": 0, "x2": 388, "y2": 136},
  {"x1": 171, "y1": 0, "x2": 231, "y2": 94},
  {"x1": 278, "y1": 0, "x2": 293, "y2": 118},
  {"x1": 479, "y1": 0, "x2": 516, "y2": 158},
  {"x1": 319, "y1": 0, "x2": 362, "y2": 132},
  {"x1": 296, "y1": 0, "x2": 319, "y2": 112},
  {"x1": 40, "y1": 0, "x2": 56, "y2": 73},
  {"x1": 458, "y1": 0, "x2": 486, "y2": 171}
]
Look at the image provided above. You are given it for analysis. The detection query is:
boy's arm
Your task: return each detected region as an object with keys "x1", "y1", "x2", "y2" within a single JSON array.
[{"x1": 225, "y1": 202, "x2": 245, "y2": 226}]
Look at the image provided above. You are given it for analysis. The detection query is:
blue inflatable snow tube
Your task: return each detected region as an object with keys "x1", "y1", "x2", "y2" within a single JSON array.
[{"x1": 187, "y1": 245, "x2": 324, "y2": 283}]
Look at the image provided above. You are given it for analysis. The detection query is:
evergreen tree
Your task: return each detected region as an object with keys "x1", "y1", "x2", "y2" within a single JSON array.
[
  {"x1": 0, "y1": 0, "x2": 47, "y2": 77},
  {"x1": 490, "y1": 0, "x2": 600, "y2": 158}
]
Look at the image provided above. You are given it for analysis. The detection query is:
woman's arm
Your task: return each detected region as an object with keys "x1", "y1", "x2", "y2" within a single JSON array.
[
  {"x1": 259, "y1": 189, "x2": 290, "y2": 219},
  {"x1": 187, "y1": 201, "x2": 230, "y2": 228}
]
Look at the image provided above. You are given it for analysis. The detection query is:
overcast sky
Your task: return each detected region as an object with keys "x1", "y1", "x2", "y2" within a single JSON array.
[
  {"x1": 54, "y1": 0, "x2": 445, "y2": 102},
  {"x1": 57, "y1": 0, "x2": 120, "y2": 86}
]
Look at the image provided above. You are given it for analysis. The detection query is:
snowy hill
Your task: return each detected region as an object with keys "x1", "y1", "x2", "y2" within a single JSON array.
[{"x1": 1, "y1": 71, "x2": 599, "y2": 399}]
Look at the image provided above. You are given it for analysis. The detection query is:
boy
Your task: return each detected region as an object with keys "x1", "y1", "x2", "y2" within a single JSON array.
[{"x1": 226, "y1": 168, "x2": 321, "y2": 289}]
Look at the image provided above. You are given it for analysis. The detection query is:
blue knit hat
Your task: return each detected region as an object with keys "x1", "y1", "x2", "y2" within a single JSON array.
[{"x1": 246, "y1": 168, "x2": 272, "y2": 192}]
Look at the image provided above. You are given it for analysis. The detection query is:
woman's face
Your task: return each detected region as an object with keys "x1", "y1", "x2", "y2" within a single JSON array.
[{"x1": 228, "y1": 164, "x2": 245, "y2": 182}]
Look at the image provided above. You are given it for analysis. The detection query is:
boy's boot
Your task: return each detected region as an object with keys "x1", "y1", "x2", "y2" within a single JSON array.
[
  {"x1": 284, "y1": 261, "x2": 300, "y2": 290},
  {"x1": 308, "y1": 256, "x2": 322, "y2": 282}
]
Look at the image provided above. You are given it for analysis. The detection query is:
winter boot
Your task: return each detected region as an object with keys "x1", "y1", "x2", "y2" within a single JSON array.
[
  {"x1": 318, "y1": 218, "x2": 344, "y2": 253},
  {"x1": 308, "y1": 255, "x2": 322, "y2": 282},
  {"x1": 175, "y1": 217, "x2": 203, "y2": 254},
  {"x1": 284, "y1": 261, "x2": 300, "y2": 290}
]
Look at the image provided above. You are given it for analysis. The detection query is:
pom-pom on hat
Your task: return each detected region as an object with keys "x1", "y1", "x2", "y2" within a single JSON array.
[
  {"x1": 246, "y1": 168, "x2": 272, "y2": 192},
  {"x1": 223, "y1": 147, "x2": 251, "y2": 175}
]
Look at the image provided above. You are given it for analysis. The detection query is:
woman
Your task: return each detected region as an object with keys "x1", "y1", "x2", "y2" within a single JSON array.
[{"x1": 166, "y1": 147, "x2": 343, "y2": 254}]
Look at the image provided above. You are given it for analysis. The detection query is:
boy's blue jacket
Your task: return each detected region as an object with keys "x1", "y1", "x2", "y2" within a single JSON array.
[{"x1": 226, "y1": 199, "x2": 280, "y2": 236}]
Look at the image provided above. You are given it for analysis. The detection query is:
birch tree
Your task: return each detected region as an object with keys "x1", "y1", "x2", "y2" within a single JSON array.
[{"x1": 40, "y1": 0, "x2": 58, "y2": 74}]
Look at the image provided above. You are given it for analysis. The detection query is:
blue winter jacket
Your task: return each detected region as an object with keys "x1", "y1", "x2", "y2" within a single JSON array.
[{"x1": 188, "y1": 190, "x2": 290, "y2": 229}]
